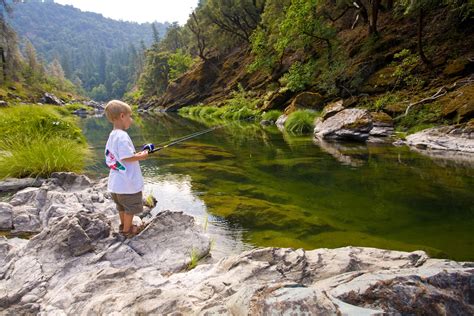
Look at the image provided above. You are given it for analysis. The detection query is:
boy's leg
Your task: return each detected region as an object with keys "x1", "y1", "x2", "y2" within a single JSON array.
[
  {"x1": 119, "y1": 211, "x2": 125, "y2": 225},
  {"x1": 123, "y1": 212, "x2": 134, "y2": 233}
]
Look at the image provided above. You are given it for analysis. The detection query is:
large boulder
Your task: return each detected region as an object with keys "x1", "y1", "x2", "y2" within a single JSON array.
[
  {"x1": 284, "y1": 92, "x2": 325, "y2": 115},
  {"x1": 314, "y1": 108, "x2": 373, "y2": 141},
  {"x1": 40, "y1": 93, "x2": 64, "y2": 106}
]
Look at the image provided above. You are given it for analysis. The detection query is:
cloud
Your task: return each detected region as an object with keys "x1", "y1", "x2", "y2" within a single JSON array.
[{"x1": 54, "y1": 0, "x2": 198, "y2": 25}]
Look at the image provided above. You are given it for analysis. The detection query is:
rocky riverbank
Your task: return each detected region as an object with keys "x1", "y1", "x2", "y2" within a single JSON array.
[{"x1": 1, "y1": 173, "x2": 473, "y2": 314}]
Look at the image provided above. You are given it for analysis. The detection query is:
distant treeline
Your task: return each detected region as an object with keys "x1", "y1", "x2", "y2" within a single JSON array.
[{"x1": 7, "y1": 1, "x2": 168, "y2": 100}]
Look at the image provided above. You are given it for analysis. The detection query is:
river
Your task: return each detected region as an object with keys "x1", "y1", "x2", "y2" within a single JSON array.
[{"x1": 80, "y1": 113, "x2": 474, "y2": 261}]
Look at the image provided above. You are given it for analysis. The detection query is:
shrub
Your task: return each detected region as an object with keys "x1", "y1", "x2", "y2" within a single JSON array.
[
  {"x1": 391, "y1": 49, "x2": 425, "y2": 90},
  {"x1": 285, "y1": 110, "x2": 319, "y2": 134},
  {"x1": 280, "y1": 60, "x2": 315, "y2": 92},
  {"x1": 371, "y1": 93, "x2": 399, "y2": 112}
]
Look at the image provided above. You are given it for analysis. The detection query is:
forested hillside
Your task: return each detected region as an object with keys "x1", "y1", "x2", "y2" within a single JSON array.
[
  {"x1": 8, "y1": 2, "x2": 168, "y2": 100},
  {"x1": 135, "y1": 0, "x2": 473, "y2": 133}
]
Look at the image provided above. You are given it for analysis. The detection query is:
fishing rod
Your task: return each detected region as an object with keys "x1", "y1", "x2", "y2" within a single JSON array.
[{"x1": 142, "y1": 124, "x2": 224, "y2": 153}]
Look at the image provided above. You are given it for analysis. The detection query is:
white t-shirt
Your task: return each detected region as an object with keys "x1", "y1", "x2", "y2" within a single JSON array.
[{"x1": 105, "y1": 129, "x2": 144, "y2": 194}]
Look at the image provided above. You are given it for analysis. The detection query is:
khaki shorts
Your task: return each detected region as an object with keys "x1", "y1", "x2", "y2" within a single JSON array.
[{"x1": 110, "y1": 192, "x2": 143, "y2": 215}]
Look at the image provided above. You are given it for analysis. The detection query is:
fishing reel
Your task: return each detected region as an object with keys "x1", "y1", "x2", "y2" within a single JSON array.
[{"x1": 142, "y1": 143, "x2": 155, "y2": 153}]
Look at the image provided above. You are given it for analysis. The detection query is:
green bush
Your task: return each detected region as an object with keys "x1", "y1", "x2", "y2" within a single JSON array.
[
  {"x1": 285, "y1": 110, "x2": 319, "y2": 134},
  {"x1": 225, "y1": 84, "x2": 260, "y2": 109},
  {"x1": 0, "y1": 105, "x2": 89, "y2": 179},
  {"x1": 262, "y1": 110, "x2": 282, "y2": 122},
  {"x1": 280, "y1": 60, "x2": 316, "y2": 92},
  {"x1": 370, "y1": 93, "x2": 399, "y2": 112},
  {"x1": 391, "y1": 49, "x2": 424, "y2": 89}
]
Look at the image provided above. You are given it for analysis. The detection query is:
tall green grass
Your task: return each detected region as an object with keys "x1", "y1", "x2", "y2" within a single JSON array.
[
  {"x1": 262, "y1": 110, "x2": 282, "y2": 122},
  {"x1": 285, "y1": 110, "x2": 319, "y2": 134},
  {"x1": 0, "y1": 105, "x2": 89, "y2": 179}
]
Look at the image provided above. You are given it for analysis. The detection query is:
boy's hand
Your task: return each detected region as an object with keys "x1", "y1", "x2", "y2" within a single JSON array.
[{"x1": 135, "y1": 150, "x2": 149, "y2": 160}]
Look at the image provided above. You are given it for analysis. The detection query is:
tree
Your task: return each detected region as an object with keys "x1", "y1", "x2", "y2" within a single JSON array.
[
  {"x1": 152, "y1": 22, "x2": 161, "y2": 44},
  {"x1": 398, "y1": 0, "x2": 473, "y2": 65},
  {"x1": 25, "y1": 39, "x2": 39, "y2": 75},
  {"x1": 138, "y1": 49, "x2": 170, "y2": 97},
  {"x1": 187, "y1": 11, "x2": 209, "y2": 61},
  {"x1": 277, "y1": 0, "x2": 336, "y2": 63},
  {"x1": 202, "y1": 0, "x2": 265, "y2": 43},
  {"x1": 160, "y1": 22, "x2": 186, "y2": 52}
]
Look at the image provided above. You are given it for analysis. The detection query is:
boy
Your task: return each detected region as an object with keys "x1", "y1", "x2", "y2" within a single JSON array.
[{"x1": 104, "y1": 100, "x2": 148, "y2": 237}]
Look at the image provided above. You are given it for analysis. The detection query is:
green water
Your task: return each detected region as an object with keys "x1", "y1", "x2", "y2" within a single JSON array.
[{"x1": 80, "y1": 114, "x2": 474, "y2": 261}]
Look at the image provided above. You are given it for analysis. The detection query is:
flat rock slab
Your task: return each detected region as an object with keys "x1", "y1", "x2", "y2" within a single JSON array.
[
  {"x1": 0, "y1": 173, "x2": 472, "y2": 314},
  {"x1": 406, "y1": 124, "x2": 474, "y2": 153}
]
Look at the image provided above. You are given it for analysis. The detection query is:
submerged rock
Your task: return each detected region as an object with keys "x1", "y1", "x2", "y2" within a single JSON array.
[{"x1": 0, "y1": 172, "x2": 472, "y2": 314}]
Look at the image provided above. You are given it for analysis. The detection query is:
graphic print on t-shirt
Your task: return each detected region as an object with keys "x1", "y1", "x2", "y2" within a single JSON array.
[{"x1": 105, "y1": 149, "x2": 126, "y2": 172}]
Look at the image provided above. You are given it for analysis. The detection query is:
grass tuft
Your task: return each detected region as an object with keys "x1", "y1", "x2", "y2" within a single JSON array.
[{"x1": 284, "y1": 110, "x2": 319, "y2": 134}]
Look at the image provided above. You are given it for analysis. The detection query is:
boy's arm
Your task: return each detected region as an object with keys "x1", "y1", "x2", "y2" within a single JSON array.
[{"x1": 122, "y1": 151, "x2": 148, "y2": 162}]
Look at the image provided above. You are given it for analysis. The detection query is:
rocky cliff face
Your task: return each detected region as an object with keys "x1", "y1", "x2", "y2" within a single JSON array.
[{"x1": 1, "y1": 173, "x2": 473, "y2": 314}]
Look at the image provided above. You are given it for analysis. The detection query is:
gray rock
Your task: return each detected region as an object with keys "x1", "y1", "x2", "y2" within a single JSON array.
[
  {"x1": 0, "y1": 178, "x2": 43, "y2": 192},
  {"x1": 0, "y1": 100, "x2": 8, "y2": 107},
  {"x1": 321, "y1": 99, "x2": 345, "y2": 120},
  {"x1": 0, "y1": 173, "x2": 472, "y2": 314},
  {"x1": 40, "y1": 93, "x2": 64, "y2": 106},
  {"x1": 314, "y1": 108, "x2": 373, "y2": 141},
  {"x1": 275, "y1": 114, "x2": 288, "y2": 129},
  {"x1": 406, "y1": 124, "x2": 474, "y2": 153},
  {"x1": 0, "y1": 202, "x2": 13, "y2": 230}
]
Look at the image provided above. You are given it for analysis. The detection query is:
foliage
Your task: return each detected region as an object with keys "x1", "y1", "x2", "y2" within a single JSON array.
[
  {"x1": 279, "y1": 60, "x2": 316, "y2": 92},
  {"x1": 247, "y1": 0, "x2": 290, "y2": 74},
  {"x1": 262, "y1": 110, "x2": 282, "y2": 122},
  {"x1": 391, "y1": 49, "x2": 424, "y2": 89},
  {"x1": 395, "y1": 102, "x2": 446, "y2": 134},
  {"x1": 168, "y1": 49, "x2": 195, "y2": 81},
  {"x1": 370, "y1": 93, "x2": 400, "y2": 112},
  {"x1": 284, "y1": 110, "x2": 319, "y2": 134},
  {"x1": 0, "y1": 105, "x2": 89, "y2": 179},
  {"x1": 225, "y1": 84, "x2": 260, "y2": 109},
  {"x1": 138, "y1": 50, "x2": 170, "y2": 97},
  {"x1": 276, "y1": 0, "x2": 336, "y2": 59}
]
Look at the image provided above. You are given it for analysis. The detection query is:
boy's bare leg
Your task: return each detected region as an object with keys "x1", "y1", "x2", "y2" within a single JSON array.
[
  {"x1": 123, "y1": 213, "x2": 134, "y2": 233},
  {"x1": 119, "y1": 211, "x2": 125, "y2": 227}
]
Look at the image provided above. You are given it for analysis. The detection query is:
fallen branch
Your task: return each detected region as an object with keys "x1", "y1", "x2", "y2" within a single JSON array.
[
  {"x1": 395, "y1": 75, "x2": 474, "y2": 120},
  {"x1": 395, "y1": 87, "x2": 447, "y2": 120}
]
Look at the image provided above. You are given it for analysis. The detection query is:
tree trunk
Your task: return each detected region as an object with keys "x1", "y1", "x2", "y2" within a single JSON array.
[
  {"x1": 418, "y1": 8, "x2": 431, "y2": 65},
  {"x1": 369, "y1": 0, "x2": 380, "y2": 34},
  {"x1": 0, "y1": 47, "x2": 5, "y2": 82}
]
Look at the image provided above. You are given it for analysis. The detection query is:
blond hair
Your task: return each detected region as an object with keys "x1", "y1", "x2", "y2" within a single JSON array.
[{"x1": 104, "y1": 100, "x2": 132, "y2": 122}]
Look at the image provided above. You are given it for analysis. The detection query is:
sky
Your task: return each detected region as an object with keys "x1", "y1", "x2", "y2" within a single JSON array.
[{"x1": 54, "y1": 0, "x2": 199, "y2": 25}]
